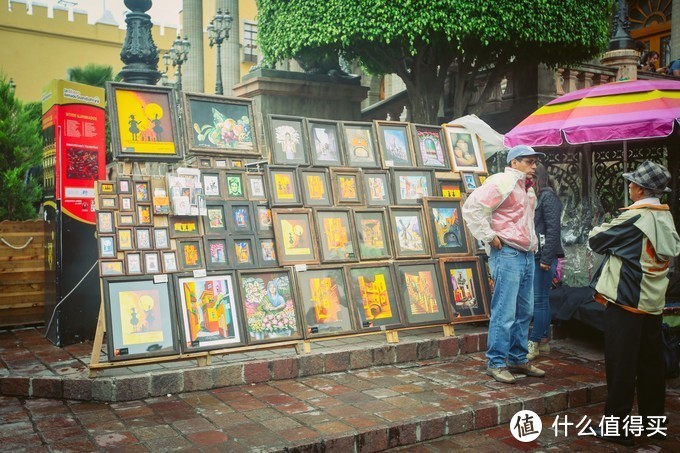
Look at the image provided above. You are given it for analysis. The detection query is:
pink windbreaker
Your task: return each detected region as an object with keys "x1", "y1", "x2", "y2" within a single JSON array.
[{"x1": 461, "y1": 167, "x2": 538, "y2": 253}]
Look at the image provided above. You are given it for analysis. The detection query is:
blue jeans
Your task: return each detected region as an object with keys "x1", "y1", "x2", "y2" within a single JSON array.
[
  {"x1": 486, "y1": 245, "x2": 535, "y2": 368},
  {"x1": 530, "y1": 258, "x2": 558, "y2": 342}
]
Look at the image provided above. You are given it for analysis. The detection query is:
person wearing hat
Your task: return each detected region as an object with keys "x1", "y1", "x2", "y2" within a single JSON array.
[
  {"x1": 589, "y1": 160, "x2": 680, "y2": 446},
  {"x1": 462, "y1": 144, "x2": 547, "y2": 384}
]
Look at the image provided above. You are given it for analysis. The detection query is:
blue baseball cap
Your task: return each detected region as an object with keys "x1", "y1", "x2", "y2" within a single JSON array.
[{"x1": 506, "y1": 145, "x2": 546, "y2": 164}]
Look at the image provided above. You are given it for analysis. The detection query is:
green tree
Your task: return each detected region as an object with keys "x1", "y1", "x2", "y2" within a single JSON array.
[
  {"x1": 67, "y1": 63, "x2": 115, "y2": 87},
  {"x1": 258, "y1": 0, "x2": 613, "y2": 123},
  {"x1": 0, "y1": 75, "x2": 43, "y2": 220}
]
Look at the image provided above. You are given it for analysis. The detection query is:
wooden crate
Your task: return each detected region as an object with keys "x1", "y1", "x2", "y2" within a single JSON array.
[{"x1": 0, "y1": 220, "x2": 46, "y2": 327}]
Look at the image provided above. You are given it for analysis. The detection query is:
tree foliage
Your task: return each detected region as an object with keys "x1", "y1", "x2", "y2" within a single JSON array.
[
  {"x1": 0, "y1": 75, "x2": 43, "y2": 220},
  {"x1": 258, "y1": 0, "x2": 614, "y2": 123},
  {"x1": 67, "y1": 63, "x2": 115, "y2": 87}
]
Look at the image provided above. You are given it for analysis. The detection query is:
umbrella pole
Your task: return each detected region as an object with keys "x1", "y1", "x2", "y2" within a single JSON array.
[{"x1": 623, "y1": 141, "x2": 629, "y2": 206}]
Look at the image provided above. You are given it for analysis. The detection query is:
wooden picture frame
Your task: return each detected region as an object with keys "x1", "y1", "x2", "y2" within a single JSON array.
[
  {"x1": 295, "y1": 266, "x2": 355, "y2": 338},
  {"x1": 298, "y1": 168, "x2": 333, "y2": 207},
  {"x1": 116, "y1": 212, "x2": 136, "y2": 227},
  {"x1": 116, "y1": 228, "x2": 135, "y2": 251},
  {"x1": 306, "y1": 118, "x2": 343, "y2": 167},
  {"x1": 226, "y1": 202, "x2": 254, "y2": 234},
  {"x1": 182, "y1": 92, "x2": 258, "y2": 156},
  {"x1": 202, "y1": 172, "x2": 223, "y2": 200},
  {"x1": 98, "y1": 235, "x2": 116, "y2": 259},
  {"x1": 411, "y1": 124, "x2": 451, "y2": 170},
  {"x1": 134, "y1": 180, "x2": 151, "y2": 203},
  {"x1": 162, "y1": 250, "x2": 179, "y2": 273},
  {"x1": 153, "y1": 227, "x2": 170, "y2": 250},
  {"x1": 177, "y1": 239, "x2": 205, "y2": 271},
  {"x1": 174, "y1": 273, "x2": 245, "y2": 352},
  {"x1": 135, "y1": 227, "x2": 153, "y2": 250},
  {"x1": 143, "y1": 251, "x2": 161, "y2": 274},
  {"x1": 97, "y1": 180, "x2": 116, "y2": 195},
  {"x1": 394, "y1": 260, "x2": 448, "y2": 326},
  {"x1": 98, "y1": 195, "x2": 118, "y2": 210},
  {"x1": 422, "y1": 197, "x2": 470, "y2": 256},
  {"x1": 313, "y1": 208, "x2": 359, "y2": 263},
  {"x1": 475, "y1": 173, "x2": 487, "y2": 187},
  {"x1": 237, "y1": 268, "x2": 303, "y2": 344},
  {"x1": 437, "y1": 176, "x2": 463, "y2": 199},
  {"x1": 97, "y1": 211, "x2": 115, "y2": 234},
  {"x1": 353, "y1": 208, "x2": 392, "y2": 260},
  {"x1": 102, "y1": 276, "x2": 179, "y2": 361},
  {"x1": 229, "y1": 235, "x2": 258, "y2": 269},
  {"x1": 136, "y1": 204, "x2": 153, "y2": 226},
  {"x1": 330, "y1": 168, "x2": 363, "y2": 205},
  {"x1": 267, "y1": 114, "x2": 309, "y2": 165},
  {"x1": 224, "y1": 171, "x2": 246, "y2": 200},
  {"x1": 254, "y1": 204, "x2": 273, "y2": 234},
  {"x1": 100, "y1": 260, "x2": 125, "y2": 277},
  {"x1": 256, "y1": 237, "x2": 278, "y2": 267},
  {"x1": 199, "y1": 157, "x2": 213, "y2": 168},
  {"x1": 339, "y1": 121, "x2": 380, "y2": 168},
  {"x1": 271, "y1": 208, "x2": 319, "y2": 265},
  {"x1": 119, "y1": 195, "x2": 134, "y2": 212},
  {"x1": 245, "y1": 173, "x2": 267, "y2": 201},
  {"x1": 461, "y1": 171, "x2": 477, "y2": 193},
  {"x1": 106, "y1": 82, "x2": 182, "y2": 161},
  {"x1": 124, "y1": 252, "x2": 143, "y2": 275},
  {"x1": 267, "y1": 166, "x2": 302, "y2": 207},
  {"x1": 117, "y1": 178, "x2": 132, "y2": 195},
  {"x1": 388, "y1": 206, "x2": 431, "y2": 259},
  {"x1": 204, "y1": 237, "x2": 230, "y2": 270},
  {"x1": 374, "y1": 120, "x2": 416, "y2": 168},
  {"x1": 170, "y1": 216, "x2": 201, "y2": 238},
  {"x1": 391, "y1": 169, "x2": 435, "y2": 205},
  {"x1": 443, "y1": 124, "x2": 488, "y2": 173},
  {"x1": 345, "y1": 263, "x2": 403, "y2": 331},
  {"x1": 439, "y1": 257, "x2": 490, "y2": 323},
  {"x1": 362, "y1": 170, "x2": 392, "y2": 207},
  {"x1": 204, "y1": 203, "x2": 228, "y2": 235}
]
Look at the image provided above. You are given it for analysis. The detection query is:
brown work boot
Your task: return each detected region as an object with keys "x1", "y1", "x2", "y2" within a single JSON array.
[
  {"x1": 486, "y1": 367, "x2": 516, "y2": 384},
  {"x1": 508, "y1": 363, "x2": 545, "y2": 377}
]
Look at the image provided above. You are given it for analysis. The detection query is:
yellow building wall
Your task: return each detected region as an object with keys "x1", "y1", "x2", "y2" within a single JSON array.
[
  {"x1": 0, "y1": 3, "x2": 177, "y2": 103},
  {"x1": 239, "y1": 0, "x2": 258, "y2": 78}
]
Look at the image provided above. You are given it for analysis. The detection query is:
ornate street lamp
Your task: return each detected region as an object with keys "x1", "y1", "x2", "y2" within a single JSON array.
[
  {"x1": 166, "y1": 35, "x2": 191, "y2": 91},
  {"x1": 118, "y1": 0, "x2": 161, "y2": 85},
  {"x1": 8, "y1": 78, "x2": 16, "y2": 94},
  {"x1": 609, "y1": 0, "x2": 635, "y2": 51},
  {"x1": 207, "y1": 9, "x2": 233, "y2": 95}
]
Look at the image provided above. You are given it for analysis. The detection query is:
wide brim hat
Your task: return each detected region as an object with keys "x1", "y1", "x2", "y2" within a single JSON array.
[{"x1": 622, "y1": 160, "x2": 672, "y2": 193}]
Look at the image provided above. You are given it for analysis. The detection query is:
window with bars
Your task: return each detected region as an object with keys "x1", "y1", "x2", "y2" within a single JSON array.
[{"x1": 242, "y1": 21, "x2": 258, "y2": 63}]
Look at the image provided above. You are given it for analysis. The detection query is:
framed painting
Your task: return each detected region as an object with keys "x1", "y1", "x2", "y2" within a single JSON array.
[
  {"x1": 117, "y1": 178, "x2": 132, "y2": 195},
  {"x1": 230, "y1": 158, "x2": 244, "y2": 168},
  {"x1": 461, "y1": 171, "x2": 477, "y2": 193},
  {"x1": 134, "y1": 180, "x2": 151, "y2": 203},
  {"x1": 224, "y1": 171, "x2": 246, "y2": 200},
  {"x1": 116, "y1": 228, "x2": 135, "y2": 252},
  {"x1": 330, "y1": 168, "x2": 363, "y2": 205},
  {"x1": 102, "y1": 276, "x2": 179, "y2": 360},
  {"x1": 170, "y1": 216, "x2": 201, "y2": 238},
  {"x1": 468, "y1": 229, "x2": 487, "y2": 256},
  {"x1": 391, "y1": 169, "x2": 435, "y2": 205},
  {"x1": 175, "y1": 273, "x2": 245, "y2": 352},
  {"x1": 204, "y1": 237, "x2": 230, "y2": 270},
  {"x1": 135, "y1": 227, "x2": 153, "y2": 250},
  {"x1": 411, "y1": 124, "x2": 451, "y2": 170},
  {"x1": 353, "y1": 209, "x2": 391, "y2": 260},
  {"x1": 267, "y1": 114, "x2": 309, "y2": 165},
  {"x1": 394, "y1": 261, "x2": 448, "y2": 326},
  {"x1": 119, "y1": 195, "x2": 134, "y2": 212},
  {"x1": 388, "y1": 206, "x2": 431, "y2": 259},
  {"x1": 295, "y1": 266, "x2": 355, "y2": 338},
  {"x1": 107, "y1": 82, "x2": 182, "y2": 161},
  {"x1": 98, "y1": 195, "x2": 118, "y2": 211},
  {"x1": 98, "y1": 235, "x2": 116, "y2": 259},
  {"x1": 226, "y1": 202, "x2": 254, "y2": 234},
  {"x1": 339, "y1": 121, "x2": 380, "y2": 168},
  {"x1": 256, "y1": 237, "x2": 278, "y2": 267},
  {"x1": 440, "y1": 257, "x2": 490, "y2": 323},
  {"x1": 204, "y1": 203, "x2": 228, "y2": 235},
  {"x1": 443, "y1": 124, "x2": 488, "y2": 173},
  {"x1": 422, "y1": 197, "x2": 470, "y2": 256},
  {"x1": 306, "y1": 118, "x2": 343, "y2": 166},
  {"x1": 153, "y1": 227, "x2": 170, "y2": 250},
  {"x1": 97, "y1": 180, "x2": 116, "y2": 196},
  {"x1": 229, "y1": 235, "x2": 258, "y2": 269},
  {"x1": 162, "y1": 250, "x2": 179, "y2": 273},
  {"x1": 298, "y1": 168, "x2": 333, "y2": 207},
  {"x1": 271, "y1": 208, "x2": 319, "y2": 265},
  {"x1": 437, "y1": 176, "x2": 463, "y2": 199},
  {"x1": 182, "y1": 93, "x2": 258, "y2": 156},
  {"x1": 100, "y1": 260, "x2": 125, "y2": 277},
  {"x1": 475, "y1": 173, "x2": 487, "y2": 187},
  {"x1": 124, "y1": 252, "x2": 143, "y2": 275},
  {"x1": 346, "y1": 264, "x2": 403, "y2": 331},
  {"x1": 314, "y1": 208, "x2": 359, "y2": 263},
  {"x1": 136, "y1": 204, "x2": 153, "y2": 226},
  {"x1": 143, "y1": 251, "x2": 161, "y2": 274},
  {"x1": 254, "y1": 204, "x2": 273, "y2": 234},
  {"x1": 97, "y1": 211, "x2": 115, "y2": 234},
  {"x1": 177, "y1": 239, "x2": 205, "y2": 271},
  {"x1": 202, "y1": 172, "x2": 223, "y2": 200},
  {"x1": 362, "y1": 170, "x2": 391, "y2": 207},
  {"x1": 116, "y1": 212, "x2": 136, "y2": 227},
  {"x1": 238, "y1": 268, "x2": 302, "y2": 344},
  {"x1": 374, "y1": 120, "x2": 416, "y2": 168},
  {"x1": 215, "y1": 158, "x2": 228, "y2": 168},
  {"x1": 245, "y1": 173, "x2": 267, "y2": 201},
  {"x1": 199, "y1": 157, "x2": 213, "y2": 168},
  {"x1": 267, "y1": 166, "x2": 302, "y2": 207}
]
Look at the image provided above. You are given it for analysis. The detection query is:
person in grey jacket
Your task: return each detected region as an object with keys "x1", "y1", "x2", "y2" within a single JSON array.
[{"x1": 528, "y1": 164, "x2": 564, "y2": 360}]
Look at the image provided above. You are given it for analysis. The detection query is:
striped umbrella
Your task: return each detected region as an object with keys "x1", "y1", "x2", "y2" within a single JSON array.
[{"x1": 504, "y1": 79, "x2": 680, "y2": 148}]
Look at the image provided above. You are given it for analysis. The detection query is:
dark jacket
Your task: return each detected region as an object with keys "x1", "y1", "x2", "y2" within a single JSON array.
[{"x1": 534, "y1": 187, "x2": 564, "y2": 266}]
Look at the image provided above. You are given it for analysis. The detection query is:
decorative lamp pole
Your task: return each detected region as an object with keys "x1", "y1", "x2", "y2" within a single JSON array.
[
  {"x1": 166, "y1": 35, "x2": 191, "y2": 91},
  {"x1": 609, "y1": 0, "x2": 635, "y2": 51},
  {"x1": 8, "y1": 78, "x2": 16, "y2": 94},
  {"x1": 207, "y1": 9, "x2": 233, "y2": 95},
  {"x1": 118, "y1": 0, "x2": 161, "y2": 85}
]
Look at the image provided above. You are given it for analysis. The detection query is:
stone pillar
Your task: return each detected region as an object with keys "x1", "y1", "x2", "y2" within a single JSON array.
[
  {"x1": 600, "y1": 49, "x2": 639, "y2": 81},
  {"x1": 183, "y1": 0, "x2": 204, "y2": 93},
  {"x1": 217, "y1": 0, "x2": 240, "y2": 95}
]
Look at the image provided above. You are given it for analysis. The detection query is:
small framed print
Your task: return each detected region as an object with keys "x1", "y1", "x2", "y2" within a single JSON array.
[
  {"x1": 257, "y1": 237, "x2": 278, "y2": 266},
  {"x1": 116, "y1": 212, "x2": 136, "y2": 227},
  {"x1": 388, "y1": 206, "x2": 430, "y2": 259},
  {"x1": 330, "y1": 168, "x2": 363, "y2": 205},
  {"x1": 461, "y1": 171, "x2": 477, "y2": 193},
  {"x1": 97, "y1": 180, "x2": 116, "y2": 195},
  {"x1": 362, "y1": 170, "x2": 391, "y2": 207},
  {"x1": 199, "y1": 157, "x2": 213, "y2": 168},
  {"x1": 475, "y1": 173, "x2": 487, "y2": 187},
  {"x1": 353, "y1": 209, "x2": 391, "y2": 260},
  {"x1": 346, "y1": 263, "x2": 403, "y2": 331},
  {"x1": 215, "y1": 158, "x2": 228, "y2": 168},
  {"x1": 202, "y1": 172, "x2": 223, "y2": 199},
  {"x1": 374, "y1": 120, "x2": 416, "y2": 168},
  {"x1": 204, "y1": 237, "x2": 230, "y2": 270},
  {"x1": 422, "y1": 197, "x2": 470, "y2": 256},
  {"x1": 100, "y1": 260, "x2": 125, "y2": 277},
  {"x1": 298, "y1": 168, "x2": 333, "y2": 207},
  {"x1": 134, "y1": 180, "x2": 151, "y2": 203},
  {"x1": 98, "y1": 235, "x2": 116, "y2": 259},
  {"x1": 339, "y1": 121, "x2": 380, "y2": 168},
  {"x1": 136, "y1": 204, "x2": 153, "y2": 226},
  {"x1": 254, "y1": 204, "x2": 273, "y2": 234},
  {"x1": 170, "y1": 215, "x2": 201, "y2": 238},
  {"x1": 153, "y1": 228, "x2": 170, "y2": 249},
  {"x1": 204, "y1": 203, "x2": 228, "y2": 234},
  {"x1": 440, "y1": 257, "x2": 490, "y2": 323},
  {"x1": 268, "y1": 114, "x2": 309, "y2": 165},
  {"x1": 391, "y1": 169, "x2": 435, "y2": 205},
  {"x1": 177, "y1": 239, "x2": 205, "y2": 271},
  {"x1": 314, "y1": 208, "x2": 358, "y2": 263},
  {"x1": 135, "y1": 227, "x2": 153, "y2": 250},
  {"x1": 119, "y1": 195, "x2": 134, "y2": 212},
  {"x1": 162, "y1": 250, "x2": 179, "y2": 273},
  {"x1": 443, "y1": 124, "x2": 488, "y2": 173},
  {"x1": 411, "y1": 124, "x2": 451, "y2": 170},
  {"x1": 271, "y1": 208, "x2": 319, "y2": 265},
  {"x1": 230, "y1": 158, "x2": 244, "y2": 168},
  {"x1": 224, "y1": 172, "x2": 246, "y2": 200},
  {"x1": 296, "y1": 266, "x2": 355, "y2": 338},
  {"x1": 229, "y1": 235, "x2": 258, "y2": 269},
  {"x1": 116, "y1": 228, "x2": 135, "y2": 251},
  {"x1": 245, "y1": 173, "x2": 267, "y2": 201},
  {"x1": 125, "y1": 252, "x2": 143, "y2": 275},
  {"x1": 438, "y1": 177, "x2": 463, "y2": 198},
  {"x1": 306, "y1": 118, "x2": 343, "y2": 166},
  {"x1": 97, "y1": 211, "x2": 115, "y2": 234},
  {"x1": 99, "y1": 195, "x2": 118, "y2": 210},
  {"x1": 118, "y1": 178, "x2": 132, "y2": 194},
  {"x1": 395, "y1": 261, "x2": 448, "y2": 326},
  {"x1": 227, "y1": 202, "x2": 254, "y2": 233},
  {"x1": 267, "y1": 166, "x2": 302, "y2": 207}
]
